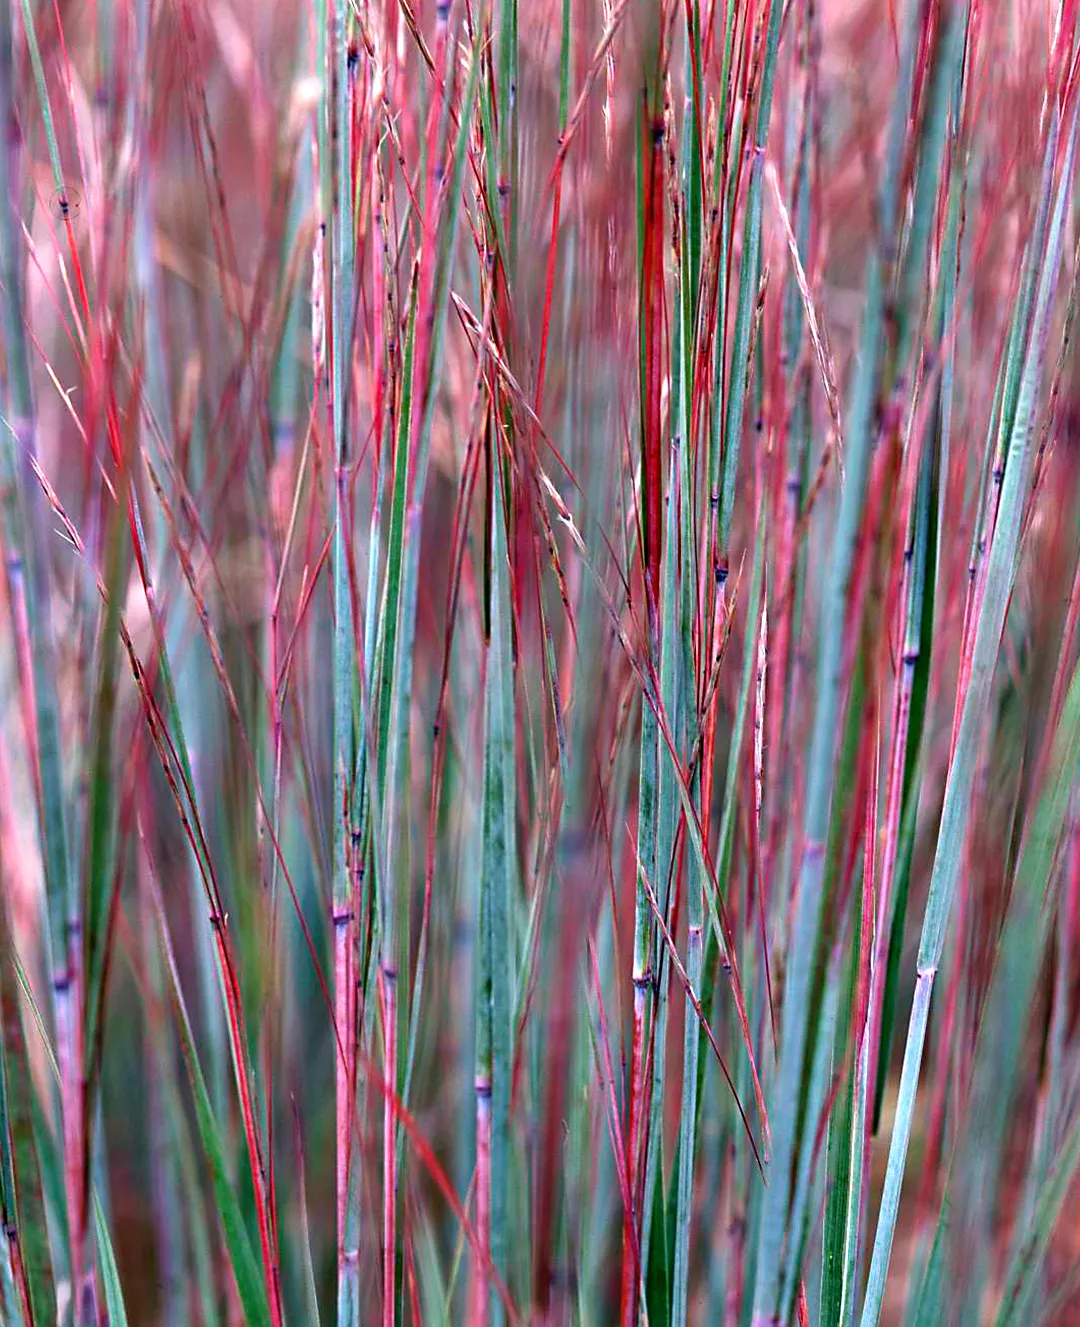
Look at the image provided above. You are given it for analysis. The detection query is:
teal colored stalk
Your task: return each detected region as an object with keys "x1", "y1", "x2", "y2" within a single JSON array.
[
  {"x1": 330, "y1": 0, "x2": 357, "y2": 920},
  {"x1": 497, "y1": 0, "x2": 518, "y2": 274},
  {"x1": 623, "y1": 28, "x2": 664, "y2": 1323},
  {"x1": 669, "y1": 195, "x2": 698, "y2": 1324},
  {"x1": 781, "y1": 615, "x2": 870, "y2": 1324},
  {"x1": 704, "y1": 0, "x2": 738, "y2": 539},
  {"x1": 680, "y1": 514, "x2": 766, "y2": 1327},
  {"x1": 16, "y1": 0, "x2": 65, "y2": 197},
  {"x1": 716, "y1": 0, "x2": 783, "y2": 554},
  {"x1": 871, "y1": 161, "x2": 958, "y2": 1134},
  {"x1": 640, "y1": 440, "x2": 684, "y2": 1317},
  {"x1": 624, "y1": 657, "x2": 659, "y2": 1325},
  {"x1": 373, "y1": 260, "x2": 418, "y2": 812},
  {"x1": 844, "y1": 22, "x2": 964, "y2": 1303},
  {"x1": 170, "y1": 358, "x2": 229, "y2": 1130},
  {"x1": 383, "y1": 21, "x2": 481, "y2": 1322},
  {"x1": 751, "y1": 0, "x2": 923, "y2": 1314},
  {"x1": 328, "y1": 1, "x2": 360, "y2": 1323},
  {"x1": 477, "y1": 438, "x2": 517, "y2": 1326}
]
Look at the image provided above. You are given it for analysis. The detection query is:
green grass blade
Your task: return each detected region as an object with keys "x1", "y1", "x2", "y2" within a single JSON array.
[
  {"x1": 92, "y1": 1190, "x2": 128, "y2": 1327},
  {"x1": 152, "y1": 888, "x2": 272, "y2": 1327},
  {"x1": 994, "y1": 1105, "x2": 1080, "y2": 1326}
]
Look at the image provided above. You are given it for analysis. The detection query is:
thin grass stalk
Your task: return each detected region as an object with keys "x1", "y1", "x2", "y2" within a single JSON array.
[
  {"x1": 329, "y1": 0, "x2": 360, "y2": 1318},
  {"x1": 620, "y1": 36, "x2": 666, "y2": 1323},
  {"x1": 764, "y1": 20, "x2": 815, "y2": 959},
  {"x1": 716, "y1": 0, "x2": 783, "y2": 562},
  {"x1": 0, "y1": 2, "x2": 77, "y2": 1307},
  {"x1": 779, "y1": 549, "x2": 875, "y2": 1323},
  {"x1": 869, "y1": 160, "x2": 958, "y2": 1136},
  {"x1": 862, "y1": 418, "x2": 933, "y2": 1107},
  {"x1": 668, "y1": 14, "x2": 706, "y2": 1317},
  {"x1": 639, "y1": 412, "x2": 686, "y2": 1311},
  {"x1": 381, "y1": 11, "x2": 479, "y2": 1320},
  {"x1": 749, "y1": 0, "x2": 922, "y2": 1300},
  {"x1": 476, "y1": 414, "x2": 517, "y2": 1325}
]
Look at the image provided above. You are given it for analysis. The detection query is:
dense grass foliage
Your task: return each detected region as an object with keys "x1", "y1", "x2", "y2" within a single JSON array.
[{"x1": 3, "y1": 0, "x2": 1080, "y2": 1323}]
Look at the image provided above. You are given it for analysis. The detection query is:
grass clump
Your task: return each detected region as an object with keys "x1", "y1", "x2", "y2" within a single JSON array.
[{"x1": 2, "y1": 1, "x2": 1080, "y2": 1324}]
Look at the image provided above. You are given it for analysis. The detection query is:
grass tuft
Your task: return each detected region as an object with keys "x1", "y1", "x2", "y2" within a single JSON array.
[{"x1": 2, "y1": 1, "x2": 1080, "y2": 1324}]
